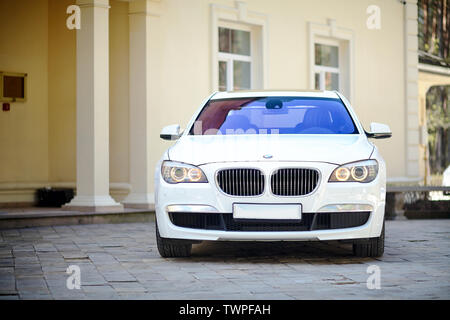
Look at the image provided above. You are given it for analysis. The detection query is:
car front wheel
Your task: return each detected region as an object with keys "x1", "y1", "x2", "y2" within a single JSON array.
[
  {"x1": 155, "y1": 221, "x2": 192, "y2": 258},
  {"x1": 352, "y1": 220, "x2": 385, "y2": 258}
]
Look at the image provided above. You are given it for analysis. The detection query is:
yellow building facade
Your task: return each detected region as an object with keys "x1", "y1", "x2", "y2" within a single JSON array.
[{"x1": 0, "y1": 0, "x2": 438, "y2": 210}]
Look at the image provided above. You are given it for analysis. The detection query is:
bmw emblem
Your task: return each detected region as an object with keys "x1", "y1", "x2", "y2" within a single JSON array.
[{"x1": 263, "y1": 154, "x2": 273, "y2": 159}]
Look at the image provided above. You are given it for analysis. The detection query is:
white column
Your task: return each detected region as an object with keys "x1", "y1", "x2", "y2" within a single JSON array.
[
  {"x1": 65, "y1": 0, "x2": 122, "y2": 212},
  {"x1": 404, "y1": 0, "x2": 420, "y2": 178},
  {"x1": 122, "y1": 0, "x2": 154, "y2": 209}
]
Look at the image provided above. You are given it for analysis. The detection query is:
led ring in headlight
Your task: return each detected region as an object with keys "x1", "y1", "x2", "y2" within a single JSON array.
[
  {"x1": 335, "y1": 167, "x2": 351, "y2": 181},
  {"x1": 170, "y1": 167, "x2": 188, "y2": 182},
  {"x1": 187, "y1": 168, "x2": 203, "y2": 182},
  {"x1": 351, "y1": 166, "x2": 368, "y2": 181}
]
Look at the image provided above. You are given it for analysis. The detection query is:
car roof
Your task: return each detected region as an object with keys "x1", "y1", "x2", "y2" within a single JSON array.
[{"x1": 211, "y1": 90, "x2": 340, "y2": 100}]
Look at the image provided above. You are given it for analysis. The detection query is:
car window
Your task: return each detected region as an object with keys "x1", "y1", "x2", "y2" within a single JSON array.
[{"x1": 189, "y1": 96, "x2": 358, "y2": 135}]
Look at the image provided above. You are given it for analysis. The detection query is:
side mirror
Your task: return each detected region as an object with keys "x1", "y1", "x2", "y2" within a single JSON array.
[
  {"x1": 160, "y1": 124, "x2": 182, "y2": 140},
  {"x1": 366, "y1": 122, "x2": 392, "y2": 139}
]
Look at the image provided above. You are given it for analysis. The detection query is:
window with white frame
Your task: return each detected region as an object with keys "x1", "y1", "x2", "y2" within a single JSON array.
[
  {"x1": 218, "y1": 26, "x2": 252, "y2": 91},
  {"x1": 313, "y1": 40, "x2": 340, "y2": 91}
]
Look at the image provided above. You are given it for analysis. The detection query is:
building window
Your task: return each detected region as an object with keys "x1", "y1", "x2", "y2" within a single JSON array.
[
  {"x1": 313, "y1": 42, "x2": 340, "y2": 91},
  {"x1": 309, "y1": 20, "x2": 353, "y2": 100},
  {"x1": 218, "y1": 26, "x2": 252, "y2": 91}
]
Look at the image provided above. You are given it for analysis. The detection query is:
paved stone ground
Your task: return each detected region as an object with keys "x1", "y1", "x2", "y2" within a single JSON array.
[{"x1": 0, "y1": 220, "x2": 449, "y2": 300}]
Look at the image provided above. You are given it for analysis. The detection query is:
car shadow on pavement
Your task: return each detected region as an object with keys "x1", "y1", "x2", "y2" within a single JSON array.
[{"x1": 188, "y1": 240, "x2": 371, "y2": 263}]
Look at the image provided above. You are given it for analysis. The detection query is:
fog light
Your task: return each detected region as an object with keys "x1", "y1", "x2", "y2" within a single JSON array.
[{"x1": 318, "y1": 204, "x2": 373, "y2": 212}]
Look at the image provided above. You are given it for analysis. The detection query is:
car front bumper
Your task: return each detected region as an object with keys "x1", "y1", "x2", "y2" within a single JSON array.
[{"x1": 155, "y1": 161, "x2": 386, "y2": 242}]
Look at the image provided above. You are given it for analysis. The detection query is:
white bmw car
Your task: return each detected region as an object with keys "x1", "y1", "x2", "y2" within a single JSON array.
[{"x1": 155, "y1": 90, "x2": 391, "y2": 258}]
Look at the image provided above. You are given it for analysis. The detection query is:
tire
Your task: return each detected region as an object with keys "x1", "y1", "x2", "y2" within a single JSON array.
[
  {"x1": 353, "y1": 220, "x2": 385, "y2": 258},
  {"x1": 155, "y1": 221, "x2": 192, "y2": 258}
]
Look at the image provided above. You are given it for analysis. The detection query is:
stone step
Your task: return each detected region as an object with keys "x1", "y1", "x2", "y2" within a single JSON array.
[{"x1": 0, "y1": 207, "x2": 155, "y2": 229}]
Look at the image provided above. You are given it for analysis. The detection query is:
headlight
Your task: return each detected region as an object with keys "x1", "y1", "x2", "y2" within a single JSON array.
[
  {"x1": 329, "y1": 160, "x2": 378, "y2": 183},
  {"x1": 161, "y1": 161, "x2": 208, "y2": 184}
]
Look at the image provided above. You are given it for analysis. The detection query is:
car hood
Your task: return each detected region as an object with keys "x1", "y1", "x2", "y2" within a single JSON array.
[{"x1": 168, "y1": 134, "x2": 374, "y2": 166}]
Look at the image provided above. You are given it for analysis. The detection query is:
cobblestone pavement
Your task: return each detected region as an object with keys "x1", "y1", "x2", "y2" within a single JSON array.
[{"x1": 0, "y1": 220, "x2": 449, "y2": 300}]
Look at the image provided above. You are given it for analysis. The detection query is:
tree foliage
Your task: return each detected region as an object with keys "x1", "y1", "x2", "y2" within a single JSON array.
[
  {"x1": 418, "y1": 0, "x2": 450, "y2": 63},
  {"x1": 427, "y1": 86, "x2": 450, "y2": 174}
]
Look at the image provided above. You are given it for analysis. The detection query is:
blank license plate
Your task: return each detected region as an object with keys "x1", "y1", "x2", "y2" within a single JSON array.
[{"x1": 233, "y1": 203, "x2": 302, "y2": 220}]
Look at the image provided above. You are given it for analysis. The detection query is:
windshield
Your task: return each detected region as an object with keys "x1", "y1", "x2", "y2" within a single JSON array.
[{"x1": 189, "y1": 96, "x2": 359, "y2": 135}]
